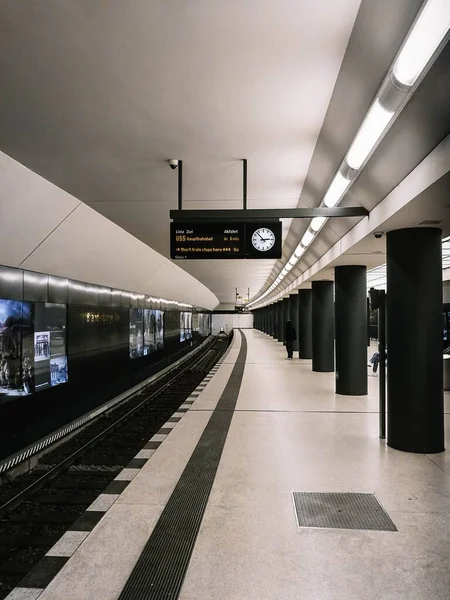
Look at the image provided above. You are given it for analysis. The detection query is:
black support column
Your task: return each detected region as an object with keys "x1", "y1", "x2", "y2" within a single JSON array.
[
  {"x1": 387, "y1": 228, "x2": 444, "y2": 453},
  {"x1": 298, "y1": 289, "x2": 312, "y2": 359},
  {"x1": 282, "y1": 297, "x2": 290, "y2": 344},
  {"x1": 312, "y1": 281, "x2": 334, "y2": 372},
  {"x1": 277, "y1": 301, "x2": 283, "y2": 342},
  {"x1": 289, "y1": 294, "x2": 299, "y2": 353},
  {"x1": 335, "y1": 266, "x2": 367, "y2": 395},
  {"x1": 272, "y1": 304, "x2": 277, "y2": 339}
]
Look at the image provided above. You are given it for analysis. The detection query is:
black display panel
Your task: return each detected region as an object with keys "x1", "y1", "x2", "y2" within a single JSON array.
[
  {"x1": 171, "y1": 222, "x2": 282, "y2": 259},
  {"x1": 180, "y1": 312, "x2": 192, "y2": 342}
]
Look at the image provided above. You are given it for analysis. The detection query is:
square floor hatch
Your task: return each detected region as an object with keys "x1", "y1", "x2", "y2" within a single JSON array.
[{"x1": 292, "y1": 492, "x2": 397, "y2": 531}]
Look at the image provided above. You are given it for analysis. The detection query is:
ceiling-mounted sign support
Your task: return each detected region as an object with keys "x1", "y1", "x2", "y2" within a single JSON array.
[
  {"x1": 243, "y1": 158, "x2": 247, "y2": 210},
  {"x1": 178, "y1": 159, "x2": 183, "y2": 211},
  {"x1": 170, "y1": 206, "x2": 368, "y2": 221}
]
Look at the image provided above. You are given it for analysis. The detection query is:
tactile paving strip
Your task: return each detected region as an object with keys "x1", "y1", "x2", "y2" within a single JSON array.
[
  {"x1": 292, "y1": 492, "x2": 397, "y2": 531},
  {"x1": 117, "y1": 331, "x2": 247, "y2": 600}
]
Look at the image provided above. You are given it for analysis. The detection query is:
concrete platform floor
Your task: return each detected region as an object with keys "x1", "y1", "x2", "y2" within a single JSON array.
[
  {"x1": 179, "y1": 330, "x2": 450, "y2": 600},
  {"x1": 37, "y1": 329, "x2": 450, "y2": 600}
]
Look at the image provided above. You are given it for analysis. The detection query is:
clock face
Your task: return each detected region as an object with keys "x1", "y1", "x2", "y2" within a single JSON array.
[{"x1": 251, "y1": 227, "x2": 276, "y2": 252}]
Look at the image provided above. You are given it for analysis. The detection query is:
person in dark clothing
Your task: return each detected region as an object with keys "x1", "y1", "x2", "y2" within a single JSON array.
[{"x1": 285, "y1": 320, "x2": 297, "y2": 359}]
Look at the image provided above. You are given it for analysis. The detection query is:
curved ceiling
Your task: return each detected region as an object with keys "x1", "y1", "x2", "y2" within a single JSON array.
[
  {"x1": 0, "y1": 0, "x2": 449, "y2": 308},
  {"x1": 0, "y1": 152, "x2": 219, "y2": 310},
  {"x1": 0, "y1": 0, "x2": 362, "y2": 306}
]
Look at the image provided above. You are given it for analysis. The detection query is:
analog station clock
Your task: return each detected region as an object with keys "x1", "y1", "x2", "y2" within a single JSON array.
[{"x1": 251, "y1": 227, "x2": 276, "y2": 252}]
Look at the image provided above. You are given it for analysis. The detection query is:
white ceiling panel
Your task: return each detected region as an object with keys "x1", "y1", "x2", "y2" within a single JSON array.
[
  {"x1": 0, "y1": 152, "x2": 80, "y2": 267},
  {"x1": 0, "y1": 0, "x2": 363, "y2": 305},
  {"x1": 19, "y1": 202, "x2": 218, "y2": 308}
]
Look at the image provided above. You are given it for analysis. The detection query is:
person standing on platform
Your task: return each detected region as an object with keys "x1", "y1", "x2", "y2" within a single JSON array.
[{"x1": 285, "y1": 319, "x2": 297, "y2": 359}]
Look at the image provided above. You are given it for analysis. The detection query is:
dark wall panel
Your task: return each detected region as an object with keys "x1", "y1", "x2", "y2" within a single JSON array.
[
  {"x1": 23, "y1": 271, "x2": 48, "y2": 302},
  {"x1": 0, "y1": 265, "x2": 23, "y2": 300},
  {"x1": 0, "y1": 265, "x2": 206, "y2": 462},
  {"x1": 49, "y1": 276, "x2": 69, "y2": 304}
]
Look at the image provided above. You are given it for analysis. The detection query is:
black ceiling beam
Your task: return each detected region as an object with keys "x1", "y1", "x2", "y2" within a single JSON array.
[{"x1": 170, "y1": 207, "x2": 368, "y2": 220}]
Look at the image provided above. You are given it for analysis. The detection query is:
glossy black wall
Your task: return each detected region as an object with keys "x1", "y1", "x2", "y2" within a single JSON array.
[{"x1": 0, "y1": 266, "x2": 209, "y2": 461}]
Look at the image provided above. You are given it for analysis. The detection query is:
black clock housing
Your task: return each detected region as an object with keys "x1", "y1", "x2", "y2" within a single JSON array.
[{"x1": 245, "y1": 221, "x2": 282, "y2": 259}]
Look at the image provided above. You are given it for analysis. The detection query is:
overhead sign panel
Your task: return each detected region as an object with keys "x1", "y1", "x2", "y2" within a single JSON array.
[{"x1": 170, "y1": 221, "x2": 282, "y2": 260}]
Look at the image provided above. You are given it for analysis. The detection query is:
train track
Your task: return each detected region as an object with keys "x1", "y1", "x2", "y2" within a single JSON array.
[{"x1": 0, "y1": 334, "x2": 230, "y2": 599}]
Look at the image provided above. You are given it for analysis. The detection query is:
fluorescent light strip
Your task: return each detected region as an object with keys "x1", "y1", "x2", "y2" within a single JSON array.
[
  {"x1": 310, "y1": 216, "x2": 327, "y2": 232},
  {"x1": 301, "y1": 229, "x2": 315, "y2": 247},
  {"x1": 249, "y1": 0, "x2": 449, "y2": 309},
  {"x1": 393, "y1": 0, "x2": 450, "y2": 87},
  {"x1": 346, "y1": 100, "x2": 395, "y2": 170},
  {"x1": 323, "y1": 172, "x2": 351, "y2": 208}
]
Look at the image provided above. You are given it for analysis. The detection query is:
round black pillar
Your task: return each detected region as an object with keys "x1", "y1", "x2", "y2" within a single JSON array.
[
  {"x1": 335, "y1": 266, "x2": 367, "y2": 395},
  {"x1": 312, "y1": 281, "x2": 334, "y2": 372},
  {"x1": 298, "y1": 289, "x2": 312, "y2": 359},
  {"x1": 272, "y1": 303, "x2": 278, "y2": 339},
  {"x1": 289, "y1": 294, "x2": 299, "y2": 352},
  {"x1": 277, "y1": 301, "x2": 283, "y2": 342},
  {"x1": 282, "y1": 297, "x2": 290, "y2": 344},
  {"x1": 387, "y1": 228, "x2": 444, "y2": 453}
]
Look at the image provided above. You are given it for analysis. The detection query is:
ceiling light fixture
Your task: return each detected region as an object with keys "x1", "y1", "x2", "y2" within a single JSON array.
[
  {"x1": 310, "y1": 216, "x2": 327, "y2": 232},
  {"x1": 301, "y1": 229, "x2": 315, "y2": 247},
  {"x1": 294, "y1": 244, "x2": 306, "y2": 259},
  {"x1": 249, "y1": 0, "x2": 450, "y2": 311},
  {"x1": 393, "y1": 0, "x2": 450, "y2": 87},
  {"x1": 345, "y1": 100, "x2": 395, "y2": 170},
  {"x1": 323, "y1": 172, "x2": 351, "y2": 208}
]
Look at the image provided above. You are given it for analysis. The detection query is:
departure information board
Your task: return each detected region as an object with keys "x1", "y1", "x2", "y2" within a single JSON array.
[{"x1": 170, "y1": 221, "x2": 282, "y2": 260}]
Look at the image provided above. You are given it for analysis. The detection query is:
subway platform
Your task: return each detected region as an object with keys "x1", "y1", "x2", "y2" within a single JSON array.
[{"x1": 12, "y1": 329, "x2": 450, "y2": 600}]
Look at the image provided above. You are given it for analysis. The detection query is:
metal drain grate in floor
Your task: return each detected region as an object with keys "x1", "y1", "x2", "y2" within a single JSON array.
[{"x1": 292, "y1": 492, "x2": 397, "y2": 531}]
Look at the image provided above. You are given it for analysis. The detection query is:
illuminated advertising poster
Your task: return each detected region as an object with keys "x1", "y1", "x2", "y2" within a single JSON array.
[
  {"x1": 193, "y1": 313, "x2": 199, "y2": 333},
  {"x1": 198, "y1": 313, "x2": 211, "y2": 337},
  {"x1": 144, "y1": 309, "x2": 164, "y2": 353},
  {"x1": 180, "y1": 311, "x2": 192, "y2": 342},
  {"x1": 186, "y1": 312, "x2": 192, "y2": 340},
  {"x1": 130, "y1": 309, "x2": 164, "y2": 359},
  {"x1": 32, "y1": 303, "x2": 68, "y2": 392},
  {"x1": 129, "y1": 308, "x2": 144, "y2": 359},
  {"x1": 0, "y1": 300, "x2": 68, "y2": 401},
  {"x1": 0, "y1": 299, "x2": 32, "y2": 401}
]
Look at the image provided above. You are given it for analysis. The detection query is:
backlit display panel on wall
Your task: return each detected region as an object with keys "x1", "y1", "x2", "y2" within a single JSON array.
[
  {"x1": 144, "y1": 310, "x2": 164, "y2": 353},
  {"x1": 130, "y1": 309, "x2": 164, "y2": 359},
  {"x1": 0, "y1": 299, "x2": 68, "y2": 401},
  {"x1": 199, "y1": 313, "x2": 211, "y2": 337},
  {"x1": 180, "y1": 312, "x2": 192, "y2": 342},
  {"x1": 32, "y1": 303, "x2": 68, "y2": 392}
]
